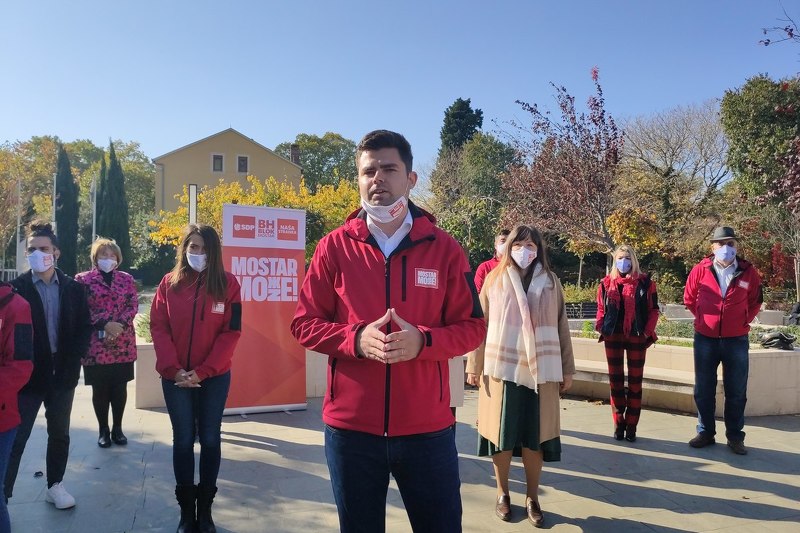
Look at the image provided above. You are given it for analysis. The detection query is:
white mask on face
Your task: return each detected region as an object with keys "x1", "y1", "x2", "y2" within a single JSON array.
[
  {"x1": 27, "y1": 250, "x2": 54, "y2": 273},
  {"x1": 97, "y1": 258, "x2": 118, "y2": 273},
  {"x1": 186, "y1": 252, "x2": 207, "y2": 272},
  {"x1": 361, "y1": 195, "x2": 408, "y2": 224},
  {"x1": 495, "y1": 242, "x2": 507, "y2": 258},
  {"x1": 511, "y1": 247, "x2": 537, "y2": 270}
]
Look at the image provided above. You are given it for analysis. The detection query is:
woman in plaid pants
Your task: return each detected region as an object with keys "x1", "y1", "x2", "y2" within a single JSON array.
[{"x1": 595, "y1": 245, "x2": 659, "y2": 442}]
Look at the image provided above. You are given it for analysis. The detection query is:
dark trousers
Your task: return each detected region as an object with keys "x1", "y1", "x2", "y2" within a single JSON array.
[
  {"x1": 693, "y1": 332, "x2": 749, "y2": 441},
  {"x1": 1, "y1": 427, "x2": 17, "y2": 533},
  {"x1": 324, "y1": 425, "x2": 462, "y2": 533},
  {"x1": 161, "y1": 372, "x2": 231, "y2": 487},
  {"x1": 3, "y1": 387, "x2": 76, "y2": 498},
  {"x1": 603, "y1": 333, "x2": 649, "y2": 429}
]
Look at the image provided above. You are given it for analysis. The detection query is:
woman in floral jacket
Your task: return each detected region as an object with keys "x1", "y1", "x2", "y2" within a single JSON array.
[{"x1": 75, "y1": 238, "x2": 138, "y2": 448}]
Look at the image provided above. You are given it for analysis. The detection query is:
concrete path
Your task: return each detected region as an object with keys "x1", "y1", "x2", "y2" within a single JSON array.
[{"x1": 7, "y1": 383, "x2": 800, "y2": 532}]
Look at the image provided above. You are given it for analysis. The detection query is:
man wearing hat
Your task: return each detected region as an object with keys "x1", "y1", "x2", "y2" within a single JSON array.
[{"x1": 683, "y1": 226, "x2": 763, "y2": 455}]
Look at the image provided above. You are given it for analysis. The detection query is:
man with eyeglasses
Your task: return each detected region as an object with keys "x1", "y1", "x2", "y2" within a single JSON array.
[{"x1": 683, "y1": 226, "x2": 763, "y2": 455}]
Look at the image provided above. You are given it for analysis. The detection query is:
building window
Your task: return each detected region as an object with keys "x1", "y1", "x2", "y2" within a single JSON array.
[
  {"x1": 237, "y1": 155, "x2": 249, "y2": 174},
  {"x1": 212, "y1": 154, "x2": 224, "y2": 172}
]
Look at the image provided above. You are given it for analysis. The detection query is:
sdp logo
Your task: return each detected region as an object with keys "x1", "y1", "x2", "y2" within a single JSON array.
[{"x1": 232, "y1": 215, "x2": 256, "y2": 238}]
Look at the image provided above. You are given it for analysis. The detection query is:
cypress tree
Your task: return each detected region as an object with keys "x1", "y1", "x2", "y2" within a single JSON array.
[
  {"x1": 54, "y1": 144, "x2": 79, "y2": 276},
  {"x1": 95, "y1": 153, "x2": 107, "y2": 230},
  {"x1": 97, "y1": 141, "x2": 131, "y2": 266}
]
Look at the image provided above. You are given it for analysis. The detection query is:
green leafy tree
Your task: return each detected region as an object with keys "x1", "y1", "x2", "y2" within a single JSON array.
[
  {"x1": 97, "y1": 141, "x2": 131, "y2": 266},
  {"x1": 275, "y1": 132, "x2": 357, "y2": 191},
  {"x1": 54, "y1": 145, "x2": 79, "y2": 276},
  {"x1": 438, "y1": 98, "x2": 483, "y2": 156}
]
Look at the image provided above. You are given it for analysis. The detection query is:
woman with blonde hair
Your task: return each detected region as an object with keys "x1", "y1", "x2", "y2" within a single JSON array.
[
  {"x1": 466, "y1": 225, "x2": 574, "y2": 528},
  {"x1": 76, "y1": 238, "x2": 138, "y2": 448},
  {"x1": 595, "y1": 244, "x2": 659, "y2": 442},
  {"x1": 150, "y1": 224, "x2": 242, "y2": 533}
]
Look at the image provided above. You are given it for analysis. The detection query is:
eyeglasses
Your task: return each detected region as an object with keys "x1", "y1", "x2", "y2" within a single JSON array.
[{"x1": 714, "y1": 240, "x2": 736, "y2": 247}]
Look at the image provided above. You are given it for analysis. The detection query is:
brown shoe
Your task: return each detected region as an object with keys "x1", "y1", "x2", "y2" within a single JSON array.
[
  {"x1": 727, "y1": 439, "x2": 748, "y2": 455},
  {"x1": 526, "y1": 496, "x2": 544, "y2": 528},
  {"x1": 689, "y1": 433, "x2": 716, "y2": 448},
  {"x1": 495, "y1": 494, "x2": 511, "y2": 521}
]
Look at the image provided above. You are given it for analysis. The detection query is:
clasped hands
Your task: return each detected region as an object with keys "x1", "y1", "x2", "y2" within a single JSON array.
[
  {"x1": 174, "y1": 369, "x2": 202, "y2": 388},
  {"x1": 356, "y1": 308, "x2": 423, "y2": 364},
  {"x1": 103, "y1": 321, "x2": 124, "y2": 342}
]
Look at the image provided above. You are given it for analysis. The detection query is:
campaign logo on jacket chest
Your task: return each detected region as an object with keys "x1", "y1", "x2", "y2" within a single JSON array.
[{"x1": 415, "y1": 268, "x2": 439, "y2": 289}]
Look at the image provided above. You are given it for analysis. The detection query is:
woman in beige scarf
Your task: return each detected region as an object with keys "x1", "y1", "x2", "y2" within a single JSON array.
[{"x1": 467, "y1": 225, "x2": 575, "y2": 528}]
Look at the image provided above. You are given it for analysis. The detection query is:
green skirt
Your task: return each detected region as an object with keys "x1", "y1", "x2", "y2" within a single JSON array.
[{"x1": 478, "y1": 380, "x2": 562, "y2": 462}]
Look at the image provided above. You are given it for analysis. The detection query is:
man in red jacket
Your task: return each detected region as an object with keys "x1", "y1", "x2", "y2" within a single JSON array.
[
  {"x1": 291, "y1": 130, "x2": 486, "y2": 533},
  {"x1": 684, "y1": 226, "x2": 763, "y2": 455},
  {"x1": 474, "y1": 228, "x2": 509, "y2": 295},
  {"x1": 0, "y1": 281, "x2": 33, "y2": 531}
]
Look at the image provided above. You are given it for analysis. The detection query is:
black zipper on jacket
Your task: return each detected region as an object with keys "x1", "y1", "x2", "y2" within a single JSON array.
[
  {"x1": 185, "y1": 277, "x2": 203, "y2": 370},
  {"x1": 383, "y1": 258, "x2": 392, "y2": 436},
  {"x1": 437, "y1": 361, "x2": 443, "y2": 401},
  {"x1": 329, "y1": 358, "x2": 337, "y2": 401},
  {"x1": 401, "y1": 256, "x2": 407, "y2": 302}
]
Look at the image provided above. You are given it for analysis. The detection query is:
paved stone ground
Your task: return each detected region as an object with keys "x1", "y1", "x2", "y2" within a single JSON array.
[{"x1": 6, "y1": 382, "x2": 800, "y2": 532}]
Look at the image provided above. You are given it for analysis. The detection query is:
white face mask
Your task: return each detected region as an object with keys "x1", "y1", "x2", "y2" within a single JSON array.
[
  {"x1": 511, "y1": 247, "x2": 537, "y2": 270},
  {"x1": 97, "y1": 258, "x2": 118, "y2": 273},
  {"x1": 360, "y1": 195, "x2": 408, "y2": 224},
  {"x1": 27, "y1": 250, "x2": 54, "y2": 273},
  {"x1": 186, "y1": 252, "x2": 207, "y2": 272},
  {"x1": 495, "y1": 242, "x2": 507, "y2": 258}
]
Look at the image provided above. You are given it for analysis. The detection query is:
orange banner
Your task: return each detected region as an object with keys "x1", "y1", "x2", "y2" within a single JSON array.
[{"x1": 222, "y1": 204, "x2": 306, "y2": 413}]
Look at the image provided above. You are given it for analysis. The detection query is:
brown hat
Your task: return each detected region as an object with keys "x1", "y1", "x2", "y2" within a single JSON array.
[{"x1": 710, "y1": 226, "x2": 737, "y2": 242}]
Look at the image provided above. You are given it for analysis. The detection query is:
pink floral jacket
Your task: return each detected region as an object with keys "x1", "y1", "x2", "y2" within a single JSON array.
[{"x1": 75, "y1": 269, "x2": 138, "y2": 366}]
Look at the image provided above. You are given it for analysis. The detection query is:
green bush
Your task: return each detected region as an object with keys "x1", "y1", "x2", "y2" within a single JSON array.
[
  {"x1": 562, "y1": 282, "x2": 597, "y2": 303},
  {"x1": 654, "y1": 315, "x2": 695, "y2": 339},
  {"x1": 653, "y1": 271, "x2": 685, "y2": 304},
  {"x1": 134, "y1": 312, "x2": 152, "y2": 343}
]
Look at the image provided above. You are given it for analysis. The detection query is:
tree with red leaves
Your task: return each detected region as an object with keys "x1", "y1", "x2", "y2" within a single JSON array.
[{"x1": 501, "y1": 68, "x2": 623, "y2": 254}]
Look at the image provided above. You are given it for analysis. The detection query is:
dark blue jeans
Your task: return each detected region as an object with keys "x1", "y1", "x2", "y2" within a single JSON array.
[
  {"x1": 4, "y1": 386, "x2": 75, "y2": 498},
  {"x1": 161, "y1": 372, "x2": 230, "y2": 486},
  {"x1": 693, "y1": 332, "x2": 749, "y2": 441},
  {"x1": 1, "y1": 428, "x2": 17, "y2": 533},
  {"x1": 324, "y1": 425, "x2": 461, "y2": 533}
]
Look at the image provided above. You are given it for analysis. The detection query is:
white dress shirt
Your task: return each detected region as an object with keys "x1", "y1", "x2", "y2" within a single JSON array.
[
  {"x1": 366, "y1": 210, "x2": 413, "y2": 258},
  {"x1": 713, "y1": 258, "x2": 738, "y2": 298}
]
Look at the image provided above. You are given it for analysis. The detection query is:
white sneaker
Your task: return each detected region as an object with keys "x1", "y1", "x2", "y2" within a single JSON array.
[{"x1": 45, "y1": 482, "x2": 76, "y2": 509}]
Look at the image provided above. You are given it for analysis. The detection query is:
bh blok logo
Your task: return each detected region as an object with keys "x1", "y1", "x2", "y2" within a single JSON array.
[
  {"x1": 232, "y1": 216, "x2": 256, "y2": 238},
  {"x1": 258, "y1": 219, "x2": 276, "y2": 238}
]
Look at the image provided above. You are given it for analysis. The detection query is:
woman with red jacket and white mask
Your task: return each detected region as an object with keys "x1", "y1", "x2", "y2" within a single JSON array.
[
  {"x1": 150, "y1": 224, "x2": 242, "y2": 533},
  {"x1": 595, "y1": 244, "x2": 659, "y2": 443},
  {"x1": 0, "y1": 282, "x2": 33, "y2": 533}
]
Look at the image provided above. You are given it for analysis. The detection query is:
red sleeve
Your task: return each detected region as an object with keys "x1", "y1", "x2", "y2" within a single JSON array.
[
  {"x1": 195, "y1": 275, "x2": 243, "y2": 381},
  {"x1": 595, "y1": 281, "x2": 605, "y2": 332},
  {"x1": 683, "y1": 265, "x2": 700, "y2": 316},
  {"x1": 150, "y1": 276, "x2": 181, "y2": 380},
  {"x1": 644, "y1": 280, "x2": 660, "y2": 337},
  {"x1": 474, "y1": 262, "x2": 489, "y2": 295},
  {"x1": 0, "y1": 297, "x2": 34, "y2": 396},
  {"x1": 415, "y1": 239, "x2": 487, "y2": 361},
  {"x1": 746, "y1": 269, "x2": 763, "y2": 324},
  {"x1": 290, "y1": 238, "x2": 365, "y2": 358}
]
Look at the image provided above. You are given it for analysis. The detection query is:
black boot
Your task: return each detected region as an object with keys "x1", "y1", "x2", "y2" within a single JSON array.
[
  {"x1": 175, "y1": 484, "x2": 196, "y2": 533},
  {"x1": 196, "y1": 484, "x2": 218, "y2": 533},
  {"x1": 111, "y1": 426, "x2": 128, "y2": 445},
  {"x1": 98, "y1": 427, "x2": 112, "y2": 448}
]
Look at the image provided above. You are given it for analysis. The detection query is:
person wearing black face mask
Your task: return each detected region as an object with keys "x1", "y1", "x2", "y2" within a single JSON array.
[
  {"x1": 595, "y1": 244, "x2": 659, "y2": 443},
  {"x1": 684, "y1": 226, "x2": 763, "y2": 455}
]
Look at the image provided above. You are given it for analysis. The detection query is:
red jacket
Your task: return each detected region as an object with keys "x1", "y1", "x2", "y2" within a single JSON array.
[
  {"x1": 290, "y1": 204, "x2": 486, "y2": 437},
  {"x1": 474, "y1": 257, "x2": 500, "y2": 295},
  {"x1": 684, "y1": 256, "x2": 763, "y2": 338},
  {"x1": 0, "y1": 282, "x2": 34, "y2": 432},
  {"x1": 150, "y1": 271, "x2": 242, "y2": 381}
]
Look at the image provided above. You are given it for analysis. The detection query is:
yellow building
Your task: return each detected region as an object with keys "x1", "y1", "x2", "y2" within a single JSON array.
[{"x1": 153, "y1": 128, "x2": 302, "y2": 212}]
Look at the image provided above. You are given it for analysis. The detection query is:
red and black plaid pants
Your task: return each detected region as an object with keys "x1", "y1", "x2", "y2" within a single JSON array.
[{"x1": 603, "y1": 333, "x2": 650, "y2": 429}]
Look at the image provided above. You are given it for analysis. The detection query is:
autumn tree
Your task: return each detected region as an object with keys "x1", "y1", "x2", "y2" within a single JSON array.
[
  {"x1": 54, "y1": 145, "x2": 79, "y2": 275},
  {"x1": 502, "y1": 68, "x2": 623, "y2": 255},
  {"x1": 275, "y1": 132, "x2": 357, "y2": 191}
]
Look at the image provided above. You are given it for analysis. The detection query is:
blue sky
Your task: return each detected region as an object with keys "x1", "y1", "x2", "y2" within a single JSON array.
[{"x1": 2, "y1": 0, "x2": 797, "y2": 179}]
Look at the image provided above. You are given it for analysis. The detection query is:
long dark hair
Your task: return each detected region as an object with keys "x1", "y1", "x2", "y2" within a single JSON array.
[
  {"x1": 169, "y1": 224, "x2": 227, "y2": 300},
  {"x1": 484, "y1": 224, "x2": 552, "y2": 292}
]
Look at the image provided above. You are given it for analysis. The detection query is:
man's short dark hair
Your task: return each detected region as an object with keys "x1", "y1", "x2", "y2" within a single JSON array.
[
  {"x1": 27, "y1": 220, "x2": 59, "y2": 249},
  {"x1": 356, "y1": 130, "x2": 413, "y2": 173},
  {"x1": 497, "y1": 229, "x2": 511, "y2": 238}
]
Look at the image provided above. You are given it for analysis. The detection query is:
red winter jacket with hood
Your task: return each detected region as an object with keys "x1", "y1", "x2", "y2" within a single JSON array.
[
  {"x1": 0, "y1": 282, "x2": 34, "y2": 432},
  {"x1": 683, "y1": 256, "x2": 763, "y2": 338},
  {"x1": 290, "y1": 203, "x2": 486, "y2": 437},
  {"x1": 150, "y1": 270, "x2": 242, "y2": 381}
]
